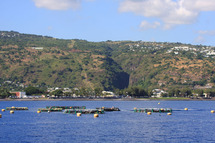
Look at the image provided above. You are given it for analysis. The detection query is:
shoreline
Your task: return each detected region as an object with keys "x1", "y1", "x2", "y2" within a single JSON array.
[{"x1": 1, "y1": 97, "x2": 215, "y2": 101}]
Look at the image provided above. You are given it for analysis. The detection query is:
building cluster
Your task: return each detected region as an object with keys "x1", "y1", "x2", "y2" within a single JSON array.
[
  {"x1": 1, "y1": 80, "x2": 26, "y2": 88},
  {"x1": 7, "y1": 86, "x2": 213, "y2": 99},
  {"x1": 127, "y1": 41, "x2": 215, "y2": 57},
  {"x1": 167, "y1": 46, "x2": 215, "y2": 57},
  {"x1": 47, "y1": 87, "x2": 115, "y2": 98},
  {"x1": 0, "y1": 32, "x2": 20, "y2": 38},
  {"x1": 10, "y1": 92, "x2": 27, "y2": 98},
  {"x1": 128, "y1": 42, "x2": 164, "y2": 53}
]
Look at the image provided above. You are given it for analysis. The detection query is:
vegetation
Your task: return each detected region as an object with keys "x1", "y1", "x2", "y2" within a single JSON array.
[
  {"x1": 50, "y1": 89, "x2": 63, "y2": 97},
  {"x1": 0, "y1": 88, "x2": 11, "y2": 98},
  {"x1": 1, "y1": 31, "x2": 215, "y2": 95},
  {"x1": 24, "y1": 86, "x2": 43, "y2": 95}
]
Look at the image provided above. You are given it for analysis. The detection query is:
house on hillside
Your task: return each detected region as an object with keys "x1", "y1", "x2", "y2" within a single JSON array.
[
  {"x1": 32, "y1": 47, "x2": 43, "y2": 50},
  {"x1": 102, "y1": 91, "x2": 115, "y2": 97},
  {"x1": 151, "y1": 89, "x2": 167, "y2": 98},
  {"x1": 63, "y1": 88, "x2": 72, "y2": 93},
  {"x1": 47, "y1": 88, "x2": 55, "y2": 93},
  {"x1": 194, "y1": 83, "x2": 213, "y2": 89}
]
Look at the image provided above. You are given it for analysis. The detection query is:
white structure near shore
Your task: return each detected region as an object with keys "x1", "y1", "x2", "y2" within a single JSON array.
[{"x1": 151, "y1": 89, "x2": 167, "y2": 98}]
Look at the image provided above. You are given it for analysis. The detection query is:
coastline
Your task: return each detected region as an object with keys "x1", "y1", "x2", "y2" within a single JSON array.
[{"x1": 1, "y1": 97, "x2": 215, "y2": 101}]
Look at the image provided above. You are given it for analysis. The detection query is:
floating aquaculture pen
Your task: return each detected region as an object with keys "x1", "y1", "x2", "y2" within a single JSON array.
[
  {"x1": 6, "y1": 107, "x2": 28, "y2": 110},
  {"x1": 38, "y1": 108, "x2": 63, "y2": 112},
  {"x1": 64, "y1": 109, "x2": 104, "y2": 114},
  {"x1": 46, "y1": 106, "x2": 86, "y2": 110},
  {"x1": 96, "y1": 107, "x2": 120, "y2": 111},
  {"x1": 134, "y1": 108, "x2": 172, "y2": 113}
]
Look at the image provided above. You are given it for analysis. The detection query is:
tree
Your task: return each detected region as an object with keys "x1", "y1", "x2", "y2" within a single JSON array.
[
  {"x1": 50, "y1": 89, "x2": 63, "y2": 97},
  {"x1": 24, "y1": 86, "x2": 41, "y2": 95},
  {"x1": 80, "y1": 87, "x2": 87, "y2": 96},
  {"x1": 126, "y1": 86, "x2": 148, "y2": 97},
  {"x1": 195, "y1": 89, "x2": 204, "y2": 97},
  {"x1": 0, "y1": 88, "x2": 11, "y2": 98},
  {"x1": 168, "y1": 88, "x2": 175, "y2": 97},
  {"x1": 64, "y1": 92, "x2": 71, "y2": 97},
  {"x1": 181, "y1": 88, "x2": 192, "y2": 97},
  {"x1": 94, "y1": 87, "x2": 103, "y2": 97}
]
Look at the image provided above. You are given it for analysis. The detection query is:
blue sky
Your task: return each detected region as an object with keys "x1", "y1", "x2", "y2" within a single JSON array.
[{"x1": 1, "y1": 0, "x2": 215, "y2": 46}]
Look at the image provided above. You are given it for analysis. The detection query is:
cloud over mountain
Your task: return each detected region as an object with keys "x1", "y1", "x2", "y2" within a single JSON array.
[
  {"x1": 119, "y1": 0, "x2": 215, "y2": 29},
  {"x1": 33, "y1": 0, "x2": 81, "y2": 10},
  {"x1": 140, "y1": 21, "x2": 161, "y2": 30}
]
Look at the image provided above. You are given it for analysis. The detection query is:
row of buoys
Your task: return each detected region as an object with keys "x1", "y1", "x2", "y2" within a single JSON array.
[
  {"x1": 37, "y1": 108, "x2": 100, "y2": 118},
  {"x1": 76, "y1": 113, "x2": 99, "y2": 118},
  {"x1": 0, "y1": 109, "x2": 14, "y2": 118},
  {"x1": 1, "y1": 109, "x2": 15, "y2": 114},
  {"x1": 146, "y1": 112, "x2": 172, "y2": 115},
  {"x1": 183, "y1": 108, "x2": 215, "y2": 114},
  {"x1": 146, "y1": 107, "x2": 214, "y2": 114}
]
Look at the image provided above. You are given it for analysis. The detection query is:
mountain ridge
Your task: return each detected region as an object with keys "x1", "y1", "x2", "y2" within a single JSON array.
[{"x1": 1, "y1": 31, "x2": 215, "y2": 91}]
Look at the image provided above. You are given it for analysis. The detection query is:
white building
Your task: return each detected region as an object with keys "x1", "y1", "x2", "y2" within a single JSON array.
[
  {"x1": 32, "y1": 47, "x2": 43, "y2": 50},
  {"x1": 152, "y1": 89, "x2": 167, "y2": 98},
  {"x1": 102, "y1": 91, "x2": 115, "y2": 97}
]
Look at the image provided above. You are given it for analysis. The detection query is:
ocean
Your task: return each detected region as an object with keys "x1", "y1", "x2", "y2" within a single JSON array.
[{"x1": 0, "y1": 100, "x2": 215, "y2": 143}]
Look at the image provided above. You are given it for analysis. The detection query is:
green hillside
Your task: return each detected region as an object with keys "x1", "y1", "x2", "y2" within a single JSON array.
[{"x1": 1, "y1": 31, "x2": 215, "y2": 91}]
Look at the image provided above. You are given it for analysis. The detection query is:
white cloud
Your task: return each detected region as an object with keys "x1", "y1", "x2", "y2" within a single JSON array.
[
  {"x1": 48, "y1": 26, "x2": 53, "y2": 30},
  {"x1": 194, "y1": 30, "x2": 215, "y2": 44},
  {"x1": 33, "y1": 0, "x2": 82, "y2": 10},
  {"x1": 119, "y1": 0, "x2": 215, "y2": 29},
  {"x1": 140, "y1": 21, "x2": 161, "y2": 30},
  {"x1": 194, "y1": 36, "x2": 205, "y2": 44},
  {"x1": 198, "y1": 30, "x2": 215, "y2": 36}
]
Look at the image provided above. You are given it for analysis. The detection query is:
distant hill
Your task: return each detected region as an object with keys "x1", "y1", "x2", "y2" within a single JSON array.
[{"x1": 1, "y1": 31, "x2": 215, "y2": 91}]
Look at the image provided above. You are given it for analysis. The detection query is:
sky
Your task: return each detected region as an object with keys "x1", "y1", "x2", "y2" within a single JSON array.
[{"x1": 1, "y1": 0, "x2": 215, "y2": 46}]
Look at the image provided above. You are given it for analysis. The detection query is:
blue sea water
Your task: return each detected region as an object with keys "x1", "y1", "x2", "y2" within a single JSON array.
[{"x1": 0, "y1": 100, "x2": 215, "y2": 143}]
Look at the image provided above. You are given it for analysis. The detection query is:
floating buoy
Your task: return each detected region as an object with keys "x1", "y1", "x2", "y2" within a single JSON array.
[
  {"x1": 77, "y1": 113, "x2": 82, "y2": 117},
  {"x1": 10, "y1": 110, "x2": 14, "y2": 114},
  {"x1": 2, "y1": 109, "x2": 5, "y2": 112},
  {"x1": 211, "y1": 110, "x2": 215, "y2": 113},
  {"x1": 167, "y1": 113, "x2": 172, "y2": 115},
  {"x1": 37, "y1": 111, "x2": 41, "y2": 113},
  {"x1": 102, "y1": 107, "x2": 105, "y2": 109},
  {"x1": 134, "y1": 107, "x2": 137, "y2": 112},
  {"x1": 0, "y1": 114, "x2": 2, "y2": 118},
  {"x1": 158, "y1": 102, "x2": 160, "y2": 105},
  {"x1": 184, "y1": 108, "x2": 188, "y2": 111},
  {"x1": 147, "y1": 112, "x2": 152, "y2": 115},
  {"x1": 94, "y1": 114, "x2": 99, "y2": 118}
]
